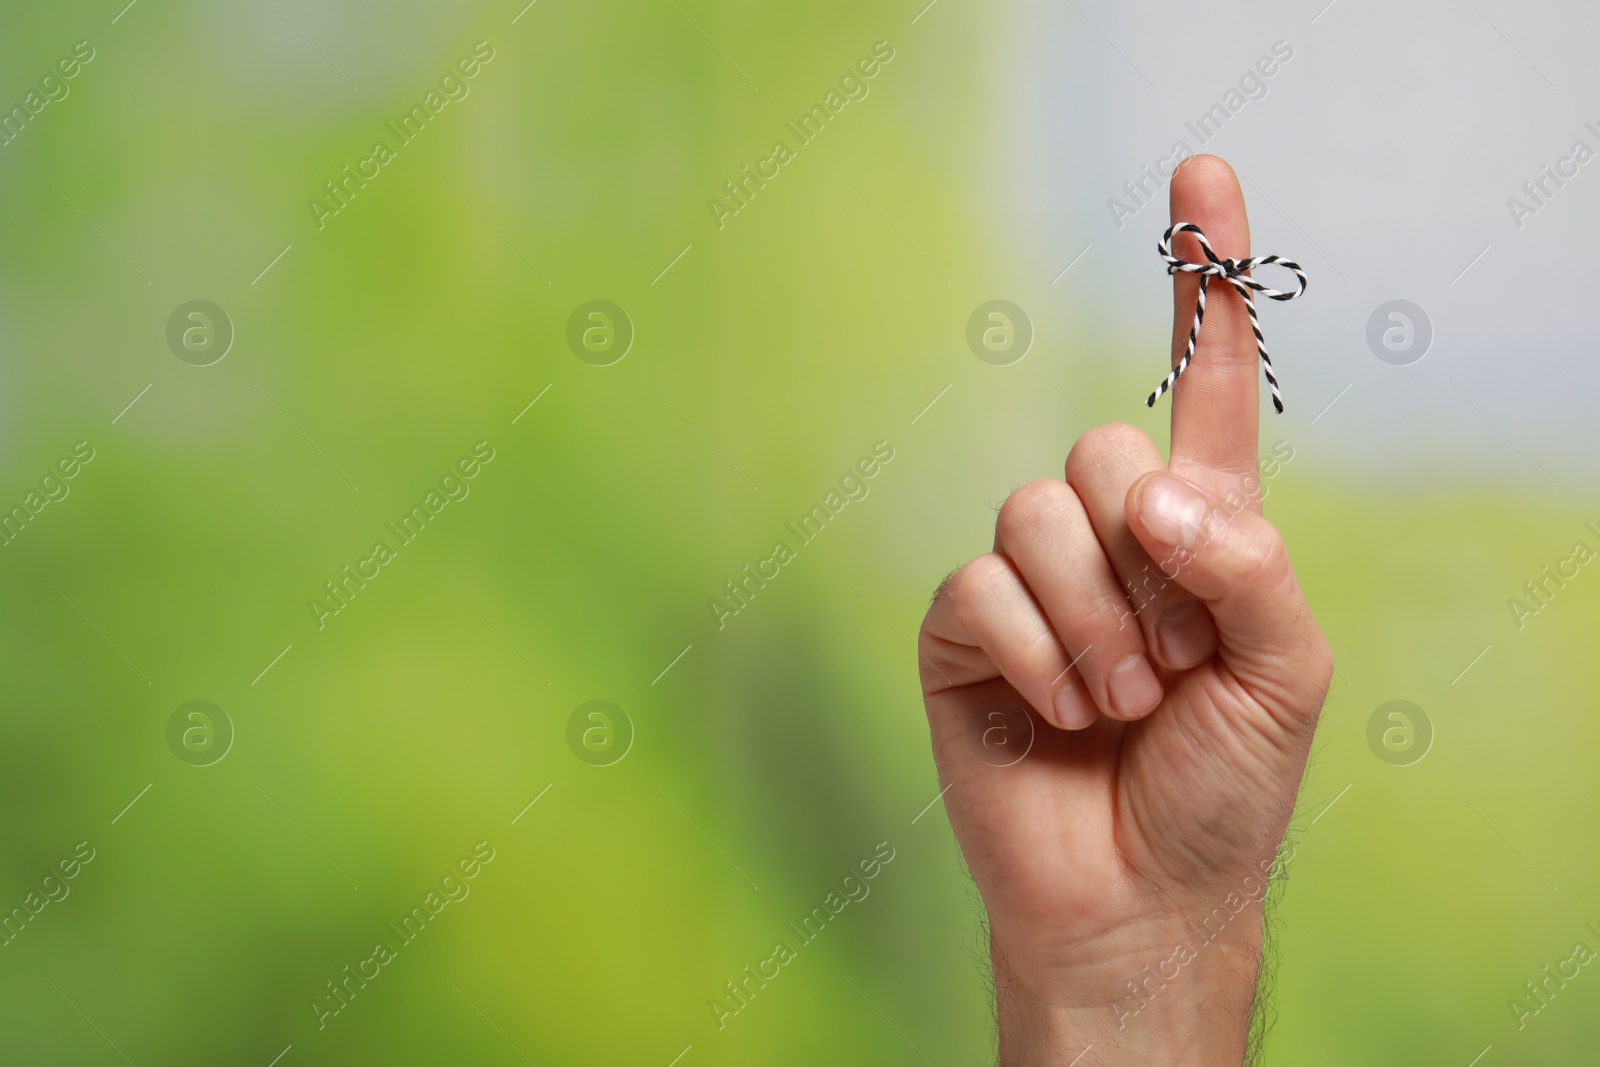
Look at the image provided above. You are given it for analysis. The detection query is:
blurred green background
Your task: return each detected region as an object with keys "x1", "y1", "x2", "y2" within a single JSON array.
[{"x1": 0, "y1": 1, "x2": 1595, "y2": 1064}]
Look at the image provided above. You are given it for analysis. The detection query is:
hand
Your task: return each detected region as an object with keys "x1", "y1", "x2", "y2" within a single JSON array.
[{"x1": 917, "y1": 156, "x2": 1333, "y2": 1066}]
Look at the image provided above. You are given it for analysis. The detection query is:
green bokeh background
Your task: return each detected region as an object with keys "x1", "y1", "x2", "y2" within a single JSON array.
[{"x1": 1, "y1": 1, "x2": 1595, "y2": 1064}]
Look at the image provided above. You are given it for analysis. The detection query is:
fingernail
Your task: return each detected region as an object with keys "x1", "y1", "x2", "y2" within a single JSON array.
[
  {"x1": 1157, "y1": 600, "x2": 1214, "y2": 670},
  {"x1": 1140, "y1": 474, "x2": 1209, "y2": 547},
  {"x1": 1053, "y1": 681, "x2": 1096, "y2": 731},
  {"x1": 1108, "y1": 654, "x2": 1162, "y2": 718}
]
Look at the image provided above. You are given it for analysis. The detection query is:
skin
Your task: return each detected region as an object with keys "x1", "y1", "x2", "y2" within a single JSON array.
[{"x1": 917, "y1": 155, "x2": 1334, "y2": 1065}]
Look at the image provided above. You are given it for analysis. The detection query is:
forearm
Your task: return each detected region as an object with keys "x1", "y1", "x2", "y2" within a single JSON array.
[{"x1": 993, "y1": 912, "x2": 1265, "y2": 1067}]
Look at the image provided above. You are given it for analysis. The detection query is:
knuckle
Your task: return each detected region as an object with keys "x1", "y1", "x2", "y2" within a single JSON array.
[
  {"x1": 1303, "y1": 620, "x2": 1335, "y2": 688},
  {"x1": 1275, "y1": 620, "x2": 1335, "y2": 721},
  {"x1": 996, "y1": 479, "x2": 1075, "y2": 547},
  {"x1": 946, "y1": 552, "x2": 1016, "y2": 612},
  {"x1": 1098, "y1": 421, "x2": 1154, "y2": 454},
  {"x1": 1234, "y1": 523, "x2": 1291, "y2": 587},
  {"x1": 928, "y1": 565, "x2": 962, "y2": 608},
  {"x1": 1313, "y1": 639, "x2": 1336, "y2": 691},
  {"x1": 1066, "y1": 422, "x2": 1151, "y2": 486},
  {"x1": 1014, "y1": 625, "x2": 1068, "y2": 679}
]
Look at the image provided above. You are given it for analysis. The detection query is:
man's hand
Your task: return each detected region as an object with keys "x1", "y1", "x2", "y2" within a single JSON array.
[{"x1": 917, "y1": 156, "x2": 1333, "y2": 1066}]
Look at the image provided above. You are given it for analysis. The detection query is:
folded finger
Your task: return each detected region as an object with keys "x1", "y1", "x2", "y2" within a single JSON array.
[
  {"x1": 994, "y1": 480, "x2": 1163, "y2": 721},
  {"x1": 1065, "y1": 423, "x2": 1219, "y2": 671},
  {"x1": 932, "y1": 553, "x2": 1099, "y2": 730}
]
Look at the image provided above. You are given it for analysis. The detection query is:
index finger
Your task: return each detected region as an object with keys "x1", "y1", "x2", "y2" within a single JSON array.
[{"x1": 1164, "y1": 155, "x2": 1262, "y2": 506}]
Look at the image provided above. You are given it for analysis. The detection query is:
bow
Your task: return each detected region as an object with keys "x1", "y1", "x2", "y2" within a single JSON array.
[{"x1": 1148, "y1": 222, "x2": 1308, "y2": 413}]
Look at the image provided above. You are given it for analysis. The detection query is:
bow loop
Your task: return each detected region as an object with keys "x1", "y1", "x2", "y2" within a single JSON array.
[{"x1": 1146, "y1": 222, "x2": 1309, "y2": 414}]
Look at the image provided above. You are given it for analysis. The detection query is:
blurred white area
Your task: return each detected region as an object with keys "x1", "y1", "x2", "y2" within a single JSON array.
[{"x1": 1005, "y1": 0, "x2": 1599, "y2": 490}]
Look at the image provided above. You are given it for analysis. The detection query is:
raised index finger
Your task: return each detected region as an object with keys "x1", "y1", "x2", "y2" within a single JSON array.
[{"x1": 1164, "y1": 155, "x2": 1262, "y2": 507}]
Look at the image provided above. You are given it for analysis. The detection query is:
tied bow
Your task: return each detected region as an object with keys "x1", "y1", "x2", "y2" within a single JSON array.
[{"x1": 1148, "y1": 222, "x2": 1308, "y2": 413}]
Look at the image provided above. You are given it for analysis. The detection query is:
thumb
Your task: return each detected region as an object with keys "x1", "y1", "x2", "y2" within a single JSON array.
[{"x1": 1125, "y1": 470, "x2": 1332, "y2": 715}]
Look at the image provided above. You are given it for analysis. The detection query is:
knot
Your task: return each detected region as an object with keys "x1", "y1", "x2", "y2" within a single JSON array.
[{"x1": 1148, "y1": 222, "x2": 1308, "y2": 413}]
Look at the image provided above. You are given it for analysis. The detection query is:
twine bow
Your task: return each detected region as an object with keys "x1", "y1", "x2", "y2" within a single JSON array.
[{"x1": 1148, "y1": 222, "x2": 1308, "y2": 413}]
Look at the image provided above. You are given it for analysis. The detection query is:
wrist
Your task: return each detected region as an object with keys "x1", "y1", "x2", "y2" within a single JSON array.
[{"x1": 992, "y1": 908, "x2": 1265, "y2": 1067}]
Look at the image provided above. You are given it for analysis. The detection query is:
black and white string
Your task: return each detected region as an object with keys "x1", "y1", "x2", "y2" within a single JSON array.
[{"x1": 1148, "y1": 222, "x2": 1308, "y2": 414}]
